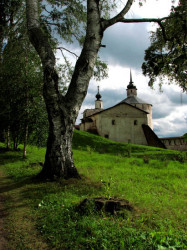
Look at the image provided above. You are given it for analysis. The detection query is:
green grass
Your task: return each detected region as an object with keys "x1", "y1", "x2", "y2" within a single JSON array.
[
  {"x1": 73, "y1": 130, "x2": 185, "y2": 160},
  {"x1": 0, "y1": 131, "x2": 186, "y2": 249}
]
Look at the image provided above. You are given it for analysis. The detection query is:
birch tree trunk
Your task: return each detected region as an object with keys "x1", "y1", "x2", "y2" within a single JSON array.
[{"x1": 26, "y1": 0, "x2": 103, "y2": 179}]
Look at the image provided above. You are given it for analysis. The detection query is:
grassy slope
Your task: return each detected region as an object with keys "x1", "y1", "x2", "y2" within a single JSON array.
[
  {"x1": 73, "y1": 130, "x2": 183, "y2": 159},
  {"x1": 0, "y1": 131, "x2": 186, "y2": 249}
]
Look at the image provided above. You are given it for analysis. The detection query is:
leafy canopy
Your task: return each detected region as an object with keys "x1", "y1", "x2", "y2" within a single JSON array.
[{"x1": 142, "y1": 0, "x2": 187, "y2": 91}]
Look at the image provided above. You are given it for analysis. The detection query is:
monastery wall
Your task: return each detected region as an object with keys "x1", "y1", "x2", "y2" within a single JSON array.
[{"x1": 160, "y1": 137, "x2": 187, "y2": 151}]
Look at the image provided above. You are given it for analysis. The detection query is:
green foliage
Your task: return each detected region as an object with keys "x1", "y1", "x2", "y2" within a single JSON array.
[
  {"x1": 0, "y1": 33, "x2": 49, "y2": 148},
  {"x1": 142, "y1": 0, "x2": 187, "y2": 91},
  {"x1": 42, "y1": 0, "x2": 87, "y2": 44},
  {"x1": 93, "y1": 56, "x2": 108, "y2": 81},
  {"x1": 0, "y1": 5, "x2": 51, "y2": 149},
  {"x1": 184, "y1": 133, "x2": 187, "y2": 141}
]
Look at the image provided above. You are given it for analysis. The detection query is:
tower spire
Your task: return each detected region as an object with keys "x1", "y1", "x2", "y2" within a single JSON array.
[
  {"x1": 130, "y1": 69, "x2": 133, "y2": 84},
  {"x1": 126, "y1": 69, "x2": 137, "y2": 97},
  {"x1": 127, "y1": 69, "x2": 136, "y2": 89}
]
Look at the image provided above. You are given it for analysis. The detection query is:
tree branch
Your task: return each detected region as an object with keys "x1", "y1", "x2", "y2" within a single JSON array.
[
  {"x1": 57, "y1": 47, "x2": 78, "y2": 58},
  {"x1": 117, "y1": 16, "x2": 172, "y2": 24},
  {"x1": 102, "y1": 0, "x2": 134, "y2": 30},
  {"x1": 26, "y1": 0, "x2": 55, "y2": 68},
  {"x1": 41, "y1": 21, "x2": 60, "y2": 27},
  {"x1": 157, "y1": 21, "x2": 169, "y2": 42},
  {"x1": 101, "y1": 0, "x2": 173, "y2": 31}
]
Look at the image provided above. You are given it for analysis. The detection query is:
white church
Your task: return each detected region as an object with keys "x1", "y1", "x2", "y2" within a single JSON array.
[{"x1": 80, "y1": 72, "x2": 165, "y2": 148}]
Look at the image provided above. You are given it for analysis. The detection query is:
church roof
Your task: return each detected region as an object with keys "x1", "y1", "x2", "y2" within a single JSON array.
[
  {"x1": 119, "y1": 96, "x2": 152, "y2": 105},
  {"x1": 85, "y1": 101, "x2": 149, "y2": 119}
]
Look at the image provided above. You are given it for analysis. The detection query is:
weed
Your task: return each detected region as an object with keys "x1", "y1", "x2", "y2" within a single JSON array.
[
  {"x1": 101, "y1": 176, "x2": 114, "y2": 199},
  {"x1": 143, "y1": 155, "x2": 150, "y2": 164},
  {"x1": 126, "y1": 143, "x2": 132, "y2": 157},
  {"x1": 86, "y1": 145, "x2": 95, "y2": 154}
]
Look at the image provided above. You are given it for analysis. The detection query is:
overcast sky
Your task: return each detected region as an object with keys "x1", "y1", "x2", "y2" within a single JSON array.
[{"x1": 58, "y1": 0, "x2": 187, "y2": 138}]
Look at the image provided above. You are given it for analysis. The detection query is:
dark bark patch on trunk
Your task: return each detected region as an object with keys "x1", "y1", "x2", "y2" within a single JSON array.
[{"x1": 38, "y1": 160, "x2": 81, "y2": 181}]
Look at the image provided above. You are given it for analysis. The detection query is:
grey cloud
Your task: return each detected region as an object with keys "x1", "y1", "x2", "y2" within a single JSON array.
[
  {"x1": 153, "y1": 109, "x2": 170, "y2": 119},
  {"x1": 99, "y1": 22, "x2": 150, "y2": 69},
  {"x1": 154, "y1": 125, "x2": 187, "y2": 138},
  {"x1": 152, "y1": 103, "x2": 174, "y2": 119},
  {"x1": 166, "y1": 89, "x2": 187, "y2": 105},
  {"x1": 60, "y1": 20, "x2": 150, "y2": 71},
  {"x1": 171, "y1": 116, "x2": 187, "y2": 125},
  {"x1": 82, "y1": 88, "x2": 124, "y2": 109}
]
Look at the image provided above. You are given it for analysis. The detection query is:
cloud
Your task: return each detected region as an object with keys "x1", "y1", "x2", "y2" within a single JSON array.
[
  {"x1": 153, "y1": 105, "x2": 187, "y2": 137},
  {"x1": 154, "y1": 118, "x2": 187, "y2": 138},
  {"x1": 99, "y1": 22, "x2": 150, "y2": 69},
  {"x1": 163, "y1": 87, "x2": 187, "y2": 105}
]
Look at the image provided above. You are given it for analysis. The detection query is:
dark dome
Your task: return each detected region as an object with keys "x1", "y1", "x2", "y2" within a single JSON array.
[
  {"x1": 127, "y1": 82, "x2": 137, "y2": 89},
  {"x1": 96, "y1": 86, "x2": 102, "y2": 100},
  {"x1": 96, "y1": 92, "x2": 102, "y2": 100}
]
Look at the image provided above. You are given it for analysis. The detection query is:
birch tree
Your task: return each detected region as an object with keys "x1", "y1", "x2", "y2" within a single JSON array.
[{"x1": 25, "y1": 0, "x2": 173, "y2": 180}]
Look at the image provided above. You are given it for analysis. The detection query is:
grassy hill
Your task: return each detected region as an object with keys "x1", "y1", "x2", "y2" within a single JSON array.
[
  {"x1": 73, "y1": 130, "x2": 184, "y2": 160},
  {"x1": 0, "y1": 130, "x2": 186, "y2": 249}
]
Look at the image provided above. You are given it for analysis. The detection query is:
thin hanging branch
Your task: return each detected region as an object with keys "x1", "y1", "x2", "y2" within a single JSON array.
[{"x1": 57, "y1": 47, "x2": 78, "y2": 59}]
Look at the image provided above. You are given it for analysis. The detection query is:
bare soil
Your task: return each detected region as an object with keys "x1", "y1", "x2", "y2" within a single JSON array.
[
  {"x1": 0, "y1": 170, "x2": 9, "y2": 250},
  {"x1": 0, "y1": 166, "x2": 50, "y2": 250}
]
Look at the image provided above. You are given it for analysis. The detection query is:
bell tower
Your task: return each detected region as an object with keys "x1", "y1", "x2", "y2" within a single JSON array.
[{"x1": 95, "y1": 86, "x2": 103, "y2": 109}]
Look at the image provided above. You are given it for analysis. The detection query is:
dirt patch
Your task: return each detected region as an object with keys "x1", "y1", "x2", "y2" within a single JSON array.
[
  {"x1": 0, "y1": 170, "x2": 10, "y2": 250},
  {"x1": 0, "y1": 167, "x2": 51, "y2": 249}
]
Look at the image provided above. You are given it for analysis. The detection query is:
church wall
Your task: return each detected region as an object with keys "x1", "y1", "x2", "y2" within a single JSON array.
[
  {"x1": 80, "y1": 123, "x2": 84, "y2": 131},
  {"x1": 133, "y1": 104, "x2": 153, "y2": 129},
  {"x1": 93, "y1": 104, "x2": 148, "y2": 145}
]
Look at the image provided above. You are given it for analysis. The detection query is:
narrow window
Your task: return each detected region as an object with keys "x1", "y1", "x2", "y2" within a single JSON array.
[
  {"x1": 105, "y1": 134, "x2": 109, "y2": 139},
  {"x1": 112, "y1": 120, "x2": 115, "y2": 125},
  {"x1": 134, "y1": 120, "x2": 138, "y2": 125}
]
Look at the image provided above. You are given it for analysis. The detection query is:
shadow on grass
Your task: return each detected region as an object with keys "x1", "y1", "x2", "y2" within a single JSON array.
[
  {"x1": 0, "y1": 147, "x2": 23, "y2": 165},
  {"x1": 0, "y1": 175, "x2": 39, "y2": 194},
  {"x1": 19, "y1": 175, "x2": 103, "y2": 202},
  {"x1": 0, "y1": 169, "x2": 103, "y2": 212}
]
